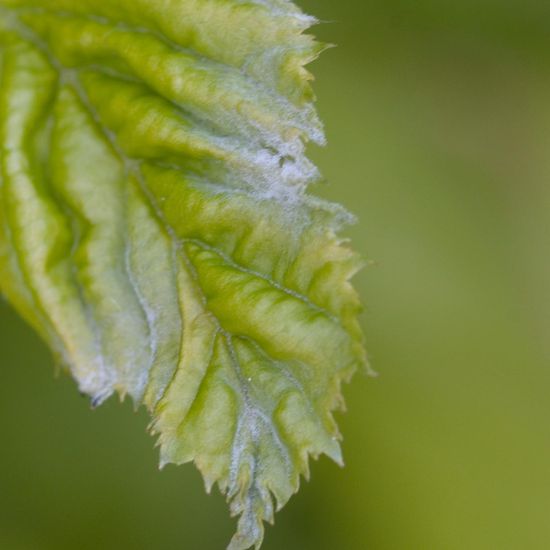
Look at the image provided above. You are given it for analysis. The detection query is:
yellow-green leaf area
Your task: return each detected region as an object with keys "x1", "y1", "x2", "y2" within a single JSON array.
[{"x1": 0, "y1": 2, "x2": 366, "y2": 548}]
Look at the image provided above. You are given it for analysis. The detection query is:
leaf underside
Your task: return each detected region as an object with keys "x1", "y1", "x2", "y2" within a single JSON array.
[{"x1": 0, "y1": 1, "x2": 366, "y2": 548}]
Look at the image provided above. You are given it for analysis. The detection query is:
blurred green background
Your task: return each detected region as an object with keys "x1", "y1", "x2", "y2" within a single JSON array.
[{"x1": 2, "y1": 1, "x2": 550, "y2": 548}]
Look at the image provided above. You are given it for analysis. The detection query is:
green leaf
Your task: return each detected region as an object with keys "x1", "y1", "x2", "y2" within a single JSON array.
[{"x1": 0, "y1": 2, "x2": 367, "y2": 548}]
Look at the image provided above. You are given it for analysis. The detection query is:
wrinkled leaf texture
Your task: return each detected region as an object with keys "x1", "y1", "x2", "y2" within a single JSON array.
[{"x1": 0, "y1": 1, "x2": 367, "y2": 548}]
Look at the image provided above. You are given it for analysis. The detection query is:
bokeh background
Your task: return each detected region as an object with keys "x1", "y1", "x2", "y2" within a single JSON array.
[{"x1": 1, "y1": 1, "x2": 550, "y2": 548}]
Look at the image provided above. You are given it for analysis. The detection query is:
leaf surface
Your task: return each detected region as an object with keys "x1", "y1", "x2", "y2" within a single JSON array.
[{"x1": 0, "y1": 2, "x2": 366, "y2": 548}]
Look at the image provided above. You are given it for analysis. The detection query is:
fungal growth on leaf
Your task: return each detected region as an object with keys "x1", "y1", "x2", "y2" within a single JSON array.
[{"x1": 0, "y1": 1, "x2": 367, "y2": 548}]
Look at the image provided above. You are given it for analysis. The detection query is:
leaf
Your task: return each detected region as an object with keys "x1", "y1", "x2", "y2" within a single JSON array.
[{"x1": 0, "y1": 2, "x2": 367, "y2": 548}]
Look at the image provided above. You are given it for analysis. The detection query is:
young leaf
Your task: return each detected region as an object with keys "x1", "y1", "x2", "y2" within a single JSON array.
[{"x1": 0, "y1": 1, "x2": 367, "y2": 548}]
